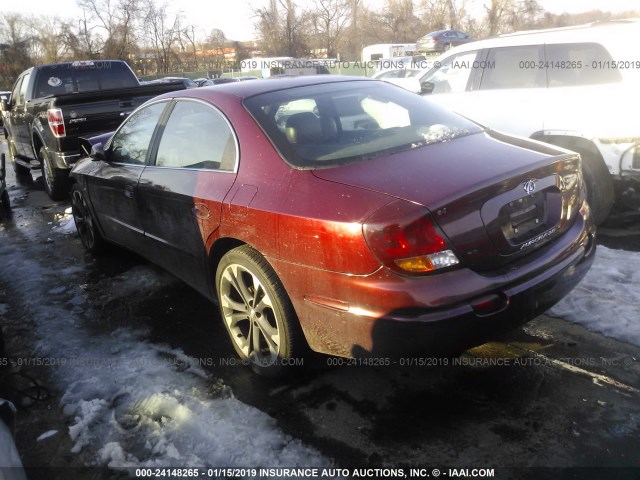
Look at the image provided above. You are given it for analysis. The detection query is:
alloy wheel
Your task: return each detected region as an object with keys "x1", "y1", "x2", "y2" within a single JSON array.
[
  {"x1": 71, "y1": 188, "x2": 96, "y2": 250},
  {"x1": 218, "y1": 263, "x2": 281, "y2": 367}
]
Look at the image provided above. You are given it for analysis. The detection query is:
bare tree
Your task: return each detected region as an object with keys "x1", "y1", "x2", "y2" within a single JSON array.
[
  {"x1": 253, "y1": 0, "x2": 310, "y2": 57},
  {"x1": 0, "y1": 13, "x2": 33, "y2": 86},
  {"x1": 309, "y1": 0, "x2": 351, "y2": 57},
  {"x1": 142, "y1": 0, "x2": 182, "y2": 73},
  {"x1": 204, "y1": 28, "x2": 228, "y2": 71},
  {"x1": 61, "y1": 12, "x2": 102, "y2": 58},
  {"x1": 76, "y1": 0, "x2": 141, "y2": 59},
  {"x1": 181, "y1": 24, "x2": 201, "y2": 69},
  {"x1": 376, "y1": 0, "x2": 422, "y2": 43},
  {"x1": 483, "y1": 0, "x2": 544, "y2": 36},
  {"x1": 29, "y1": 16, "x2": 70, "y2": 64}
]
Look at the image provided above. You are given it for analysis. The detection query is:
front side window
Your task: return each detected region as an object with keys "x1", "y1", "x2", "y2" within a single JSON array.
[
  {"x1": 18, "y1": 73, "x2": 31, "y2": 105},
  {"x1": 479, "y1": 45, "x2": 545, "y2": 90},
  {"x1": 10, "y1": 77, "x2": 23, "y2": 106},
  {"x1": 109, "y1": 102, "x2": 167, "y2": 165},
  {"x1": 155, "y1": 100, "x2": 237, "y2": 171},
  {"x1": 420, "y1": 51, "x2": 478, "y2": 94},
  {"x1": 244, "y1": 80, "x2": 481, "y2": 168}
]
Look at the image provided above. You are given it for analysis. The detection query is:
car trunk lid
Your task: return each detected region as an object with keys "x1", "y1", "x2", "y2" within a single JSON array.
[{"x1": 313, "y1": 131, "x2": 583, "y2": 271}]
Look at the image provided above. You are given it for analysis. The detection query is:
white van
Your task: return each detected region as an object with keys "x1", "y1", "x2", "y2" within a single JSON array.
[{"x1": 391, "y1": 20, "x2": 640, "y2": 224}]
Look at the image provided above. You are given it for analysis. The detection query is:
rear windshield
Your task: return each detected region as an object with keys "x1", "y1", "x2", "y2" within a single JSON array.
[
  {"x1": 243, "y1": 80, "x2": 481, "y2": 168},
  {"x1": 34, "y1": 61, "x2": 138, "y2": 98}
]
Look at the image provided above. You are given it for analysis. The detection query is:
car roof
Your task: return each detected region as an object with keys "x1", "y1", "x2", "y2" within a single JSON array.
[
  {"x1": 153, "y1": 75, "x2": 376, "y2": 101},
  {"x1": 440, "y1": 19, "x2": 639, "y2": 54}
]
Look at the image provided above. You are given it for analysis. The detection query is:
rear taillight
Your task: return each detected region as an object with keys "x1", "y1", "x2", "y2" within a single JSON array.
[
  {"x1": 363, "y1": 200, "x2": 460, "y2": 275},
  {"x1": 47, "y1": 108, "x2": 66, "y2": 138}
]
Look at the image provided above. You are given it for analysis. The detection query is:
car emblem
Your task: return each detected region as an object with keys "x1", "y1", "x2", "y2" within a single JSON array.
[{"x1": 523, "y1": 179, "x2": 537, "y2": 195}]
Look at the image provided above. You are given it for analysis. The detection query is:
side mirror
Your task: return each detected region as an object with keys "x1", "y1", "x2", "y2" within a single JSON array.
[
  {"x1": 90, "y1": 143, "x2": 106, "y2": 161},
  {"x1": 421, "y1": 82, "x2": 435, "y2": 95},
  {"x1": 0, "y1": 98, "x2": 8, "y2": 112}
]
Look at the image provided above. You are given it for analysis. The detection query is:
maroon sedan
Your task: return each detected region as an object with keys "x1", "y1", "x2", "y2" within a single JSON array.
[{"x1": 70, "y1": 76, "x2": 595, "y2": 374}]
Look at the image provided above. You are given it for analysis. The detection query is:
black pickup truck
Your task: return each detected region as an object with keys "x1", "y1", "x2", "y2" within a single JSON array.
[{"x1": 1, "y1": 60, "x2": 186, "y2": 199}]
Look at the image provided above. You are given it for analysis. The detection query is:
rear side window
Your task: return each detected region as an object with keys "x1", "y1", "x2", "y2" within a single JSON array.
[
  {"x1": 34, "y1": 62, "x2": 138, "y2": 98},
  {"x1": 154, "y1": 101, "x2": 237, "y2": 171},
  {"x1": 545, "y1": 43, "x2": 622, "y2": 87},
  {"x1": 479, "y1": 46, "x2": 546, "y2": 90}
]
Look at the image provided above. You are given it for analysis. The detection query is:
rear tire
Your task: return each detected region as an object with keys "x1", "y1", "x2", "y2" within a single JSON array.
[
  {"x1": 71, "y1": 183, "x2": 105, "y2": 253},
  {"x1": 0, "y1": 190, "x2": 10, "y2": 217},
  {"x1": 39, "y1": 146, "x2": 69, "y2": 201},
  {"x1": 215, "y1": 245, "x2": 304, "y2": 377}
]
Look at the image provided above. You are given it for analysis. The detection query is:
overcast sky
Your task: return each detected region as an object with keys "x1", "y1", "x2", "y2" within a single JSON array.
[{"x1": 5, "y1": 0, "x2": 640, "y2": 41}]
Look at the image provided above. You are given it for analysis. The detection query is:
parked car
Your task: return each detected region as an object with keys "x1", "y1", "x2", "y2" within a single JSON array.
[
  {"x1": 71, "y1": 76, "x2": 595, "y2": 375},
  {"x1": 0, "y1": 91, "x2": 10, "y2": 130},
  {"x1": 374, "y1": 55, "x2": 427, "y2": 73},
  {"x1": 202, "y1": 78, "x2": 241, "y2": 86},
  {"x1": 0, "y1": 61, "x2": 187, "y2": 200},
  {"x1": 372, "y1": 68, "x2": 422, "y2": 80},
  {"x1": 397, "y1": 20, "x2": 640, "y2": 225},
  {"x1": 145, "y1": 77, "x2": 198, "y2": 89},
  {"x1": 417, "y1": 30, "x2": 474, "y2": 53}
]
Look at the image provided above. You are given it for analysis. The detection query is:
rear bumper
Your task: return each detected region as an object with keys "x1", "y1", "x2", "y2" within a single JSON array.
[
  {"x1": 271, "y1": 212, "x2": 596, "y2": 358},
  {"x1": 417, "y1": 42, "x2": 441, "y2": 53},
  {"x1": 366, "y1": 232, "x2": 595, "y2": 357},
  {"x1": 49, "y1": 150, "x2": 83, "y2": 170}
]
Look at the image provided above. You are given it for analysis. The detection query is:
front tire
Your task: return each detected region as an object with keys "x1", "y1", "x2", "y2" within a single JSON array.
[
  {"x1": 215, "y1": 245, "x2": 303, "y2": 376},
  {"x1": 0, "y1": 189, "x2": 10, "y2": 217},
  {"x1": 71, "y1": 183, "x2": 105, "y2": 253},
  {"x1": 39, "y1": 147, "x2": 69, "y2": 201}
]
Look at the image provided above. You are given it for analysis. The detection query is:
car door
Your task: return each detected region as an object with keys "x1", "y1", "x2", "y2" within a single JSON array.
[
  {"x1": 87, "y1": 100, "x2": 169, "y2": 251},
  {"x1": 7, "y1": 73, "x2": 31, "y2": 157},
  {"x1": 137, "y1": 99, "x2": 239, "y2": 295}
]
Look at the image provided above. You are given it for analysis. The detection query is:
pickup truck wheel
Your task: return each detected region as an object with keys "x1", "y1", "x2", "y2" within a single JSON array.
[
  {"x1": 71, "y1": 184, "x2": 105, "y2": 253},
  {"x1": 580, "y1": 151, "x2": 614, "y2": 226},
  {"x1": 39, "y1": 147, "x2": 69, "y2": 201},
  {"x1": 215, "y1": 245, "x2": 304, "y2": 377},
  {"x1": 8, "y1": 141, "x2": 30, "y2": 176},
  {"x1": 0, "y1": 190, "x2": 10, "y2": 217}
]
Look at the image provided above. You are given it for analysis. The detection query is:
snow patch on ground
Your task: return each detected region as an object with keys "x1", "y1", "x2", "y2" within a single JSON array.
[
  {"x1": 36, "y1": 430, "x2": 59, "y2": 442},
  {"x1": 51, "y1": 208, "x2": 77, "y2": 235},
  {"x1": 0, "y1": 243, "x2": 330, "y2": 470},
  {"x1": 549, "y1": 245, "x2": 640, "y2": 346}
]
